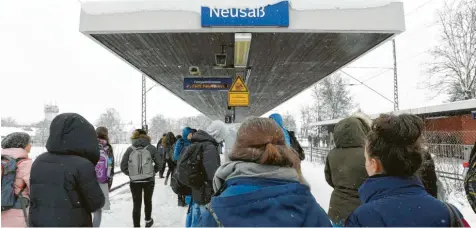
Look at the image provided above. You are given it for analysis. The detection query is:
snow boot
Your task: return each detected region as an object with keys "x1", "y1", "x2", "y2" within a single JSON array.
[{"x1": 145, "y1": 219, "x2": 154, "y2": 227}]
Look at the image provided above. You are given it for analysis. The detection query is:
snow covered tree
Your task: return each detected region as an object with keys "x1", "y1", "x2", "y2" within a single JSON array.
[
  {"x1": 312, "y1": 73, "x2": 354, "y2": 121},
  {"x1": 426, "y1": 0, "x2": 476, "y2": 101},
  {"x1": 96, "y1": 108, "x2": 123, "y2": 143},
  {"x1": 149, "y1": 114, "x2": 171, "y2": 142},
  {"x1": 1, "y1": 117, "x2": 18, "y2": 127},
  {"x1": 282, "y1": 113, "x2": 297, "y2": 132}
]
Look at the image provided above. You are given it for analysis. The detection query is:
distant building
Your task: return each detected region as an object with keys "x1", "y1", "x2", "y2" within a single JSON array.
[
  {"x1": 311, "y1": 99, "x2": 476, "y2": 160},
  {"x1": 44, "y1": 103, "x2": 59, "y2": 121}
]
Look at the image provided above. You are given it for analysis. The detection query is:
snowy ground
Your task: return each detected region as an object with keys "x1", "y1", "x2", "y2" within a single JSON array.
[{"x1": 101, "y1": 160, "x2": 476, "y2": 227}]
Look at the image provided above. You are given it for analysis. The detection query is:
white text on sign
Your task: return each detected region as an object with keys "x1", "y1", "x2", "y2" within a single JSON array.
[{"x1": 210, "y1": 7, "x2": 266, "y2": 18}]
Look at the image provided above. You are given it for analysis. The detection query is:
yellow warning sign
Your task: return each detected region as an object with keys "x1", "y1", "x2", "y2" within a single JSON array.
[
  {"x1": 229, "y1": 76, "x2": 248, "y2": 92},
  {"x1": 228, "y1": 92, "x2": 249, "y2": 107},
  {"x1": 228, "y1": 76, "x2": 249, "y2": 107}
]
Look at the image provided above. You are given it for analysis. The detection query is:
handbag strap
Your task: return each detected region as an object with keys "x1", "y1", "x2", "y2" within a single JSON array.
[{"x1": 444, "y1": 202, "x2": 464, "y2": 227}]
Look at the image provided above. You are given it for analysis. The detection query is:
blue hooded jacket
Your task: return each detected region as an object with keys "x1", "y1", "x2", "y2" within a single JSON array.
[
  {"x1": 269, "y1": 113, "x2": 291, "y2": 147},
  {"x1": 346, "y1": 175, "x2": 462, "y2": 227},
  {"x1": 197, "y1": 177, "x2": 331, "y2": 227},
  {"x1": 173, "y1": 127, "x2": 191, "y2": 161}
]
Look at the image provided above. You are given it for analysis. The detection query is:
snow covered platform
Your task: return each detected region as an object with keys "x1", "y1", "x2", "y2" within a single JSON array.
[{"x1": 79, "y1": 0, "x2": 405, "y2": 122}]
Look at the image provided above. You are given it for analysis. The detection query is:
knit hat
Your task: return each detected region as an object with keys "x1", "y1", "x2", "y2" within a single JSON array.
[
  {"x1": 1, "y1": 132, "x2": 31, "y2": 149},
  {"x1": 206, "y1": 120, "x2": 228, "y2": 143}
]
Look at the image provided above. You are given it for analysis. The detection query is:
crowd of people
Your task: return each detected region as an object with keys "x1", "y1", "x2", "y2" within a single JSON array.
[{"x1": 1, "y1": 111, "x2": 475, "y2": 227}]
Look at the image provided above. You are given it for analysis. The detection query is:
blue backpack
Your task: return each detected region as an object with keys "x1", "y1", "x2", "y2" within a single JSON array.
[{"x1": 1, "y1": 155, "x2": 29, "y2": 224}]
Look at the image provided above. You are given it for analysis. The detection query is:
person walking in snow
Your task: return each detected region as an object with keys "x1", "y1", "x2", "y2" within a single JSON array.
[
  {"x1": 324, "y1": 112, "x2": 371, "y2": 225},
  {"x1": 162, "y1": 132, "x2": 177, "y2": 185},
  {"x1": 178, "y1": 120, "x2": 227, "y2": 227},
  {"x1": 157, "y1": 133, "x2": 166, "y2": 178},
  {"x1": 29, "y1": 113, "x2": 105, "y2": 227},
  {"x1": 197, "y1": 118, "x2": 331, "y2": 227},
  {"x1": 174, "y1": 128, "x2": 193, "y2": 210},
  {"x1": 346, "y1": 114, "x2": 469, "y2": 227},
  {"x1": 120, "y1": 129, "x2": 163, "y2": 228},
  {"x1": 1, "y1": 132, "x2": 33, "y2": 228},
  {"x1": 92, "y1": 126, "x2": 115, "y2": 227}
]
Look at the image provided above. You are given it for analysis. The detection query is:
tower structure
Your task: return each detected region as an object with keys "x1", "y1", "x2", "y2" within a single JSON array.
[{"x1": 44, "y1": 102, "x2": 59, "y2": 121}]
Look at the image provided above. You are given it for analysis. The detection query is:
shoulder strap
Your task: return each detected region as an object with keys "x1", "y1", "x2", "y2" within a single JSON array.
[
  {"x1": 205, "y1": 203, "x2": 224, "y2": 227},
  {"x1": 444, "y1": 202, "x2": 464, "y2": 227}
]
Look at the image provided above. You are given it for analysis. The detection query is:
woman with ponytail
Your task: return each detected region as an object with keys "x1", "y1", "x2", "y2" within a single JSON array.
[
  {"x1": 197, "y1": 117, "x2": 331, "y2": 227},
  {"x1": 346, "y1": 114, "x2": 468, "y2": 227}
]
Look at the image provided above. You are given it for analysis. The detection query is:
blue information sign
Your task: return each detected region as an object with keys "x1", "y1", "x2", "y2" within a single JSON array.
[
  {"x1": 184, "y1": 77, "x2": 233, "y2": 91},
  {"x1": 201, "y1": 1, "x2": 289, "y2": 27}
]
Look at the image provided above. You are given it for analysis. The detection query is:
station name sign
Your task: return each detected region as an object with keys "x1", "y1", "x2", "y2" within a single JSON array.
[
  {"x1": 201, "y1": 1, "x2": 289, "y2": 27},
  {"x1": 184, "y1": 77, "x2": 233, "y2": 91}
]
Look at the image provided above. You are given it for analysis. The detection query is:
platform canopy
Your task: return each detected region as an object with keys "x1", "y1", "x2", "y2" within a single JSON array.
[{"x1": 80, "y1": 0, "x2": 405, "y2": 122}]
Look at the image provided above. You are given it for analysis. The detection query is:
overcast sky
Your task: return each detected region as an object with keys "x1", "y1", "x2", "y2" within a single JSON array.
[{"x1": 0, "y1": 0, "x2": 447, "y2": 126}]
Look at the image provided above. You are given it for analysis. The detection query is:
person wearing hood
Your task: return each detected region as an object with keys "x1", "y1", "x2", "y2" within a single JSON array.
[
  {"x1": 174, "y1": 127, "x2": 192, "y2": 162},
  {"x1": 346, "y1": 114, "x2": 468, "y2": 227},
  {"x1": 174, "y1": 127, "x2": 193, "y2": 210},
  {"x1": 197, "y1": 118, "x2": 331, "y2": 227},
  {"x1": 324, "y1": 112, "x2": 371, "y2": 225},
  {"x1": 121, "y1": 129, "x2": 163, "y2": 228},
  {"x1": 269, "y1": 113, "x2": 305, "y2": 160},
  {"x1": 1, "y1": 132, "x2": 33, "y2": 227},
  {"x1": 185, "y1": 120, "x2": 227, "y2": 227},
  {"x1": 29, "y1": 113, "x2": 105, "y2": 227}
]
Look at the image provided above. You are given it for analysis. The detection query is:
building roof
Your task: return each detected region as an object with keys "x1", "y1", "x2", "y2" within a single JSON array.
[{"x1": 311, "y1": 99, "x2": 476, "y2": 127}]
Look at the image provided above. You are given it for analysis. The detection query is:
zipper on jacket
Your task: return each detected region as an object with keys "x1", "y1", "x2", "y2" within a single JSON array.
[{"x1": 139, "y1": 150, "x2": 143, "y2": 174}]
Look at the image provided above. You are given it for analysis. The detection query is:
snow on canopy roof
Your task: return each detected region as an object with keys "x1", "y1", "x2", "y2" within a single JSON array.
[
  {"x1": 311, "y1": 99, "x2": 476, "y2": 127},
  {"x1": 80, "y1": 0, "x2": 401, "y2": 15}
]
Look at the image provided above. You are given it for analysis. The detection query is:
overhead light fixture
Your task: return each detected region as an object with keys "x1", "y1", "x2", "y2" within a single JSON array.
[{"x1": 234, "y1": 33, "x2": 252, "y2": 68}]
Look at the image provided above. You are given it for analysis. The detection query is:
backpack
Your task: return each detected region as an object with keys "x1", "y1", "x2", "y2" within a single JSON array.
[
  {"x1": 95, "y1": 148, "x2": 109, "y2": 183},
  {"x1": 128, "y1": 146, "x2": 155, "y2": 181},
  {"x1": 288, "y1": 131, "x2": 305, "y2": 161},
  {"x1": 170, "y1": 169, "x2": 192, "y2": 195},
  {"x1": 175, "y1": 143, "x2": 207, "y2": 189},
  {"x1": 1, "y1": 155, "x2": 30, "y2": 224}
]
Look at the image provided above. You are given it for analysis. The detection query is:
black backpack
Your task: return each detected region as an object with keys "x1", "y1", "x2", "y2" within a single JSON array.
[
  {"x1": 170, "y1": 170, "x2": 192, "y2": 195},
  {"x1": 175, "y1": 143, "x2": 207, "y2": 189},
  {"x1": 288, "y1": 131, "x2": 305, "y2": 161}
]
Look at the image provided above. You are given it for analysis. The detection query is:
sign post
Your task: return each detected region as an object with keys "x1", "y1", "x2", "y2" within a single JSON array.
[{"x1": 228, "y1": 76, "x2": 249, "y2": 107}]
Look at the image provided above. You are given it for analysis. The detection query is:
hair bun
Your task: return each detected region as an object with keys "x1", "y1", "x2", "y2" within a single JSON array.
[{"x1": 373, "y1": 114, "x2": 423, "y2": 146}]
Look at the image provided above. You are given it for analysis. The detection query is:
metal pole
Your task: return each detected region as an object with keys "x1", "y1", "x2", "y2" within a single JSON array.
[
  {"x1": 141, "y1": 74, "x2": 147, "y2": 132},
  {"x1": 392, "y1": 39, "x2": 399, "y2": 111}
]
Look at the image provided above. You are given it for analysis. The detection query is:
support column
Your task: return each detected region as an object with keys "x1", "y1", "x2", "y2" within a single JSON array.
[{"x1": 141, "y1": 74, "x2": 148, "y2": 132}]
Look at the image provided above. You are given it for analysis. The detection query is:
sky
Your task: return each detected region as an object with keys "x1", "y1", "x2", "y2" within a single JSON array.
[{"x1": 0, "y1": 0, "x2": 448, "y2": 126}]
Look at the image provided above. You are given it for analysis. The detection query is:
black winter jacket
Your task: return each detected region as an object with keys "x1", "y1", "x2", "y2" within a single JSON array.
[
  {"x1": 189, "y1": 130, "x2": 221, "y2": 205},
  {"x1": 120, "y1": 136, "x2": 163, "y2": 182},
  {"x1": 29, "y1": 113, "x2": 105, "y2": 227}
]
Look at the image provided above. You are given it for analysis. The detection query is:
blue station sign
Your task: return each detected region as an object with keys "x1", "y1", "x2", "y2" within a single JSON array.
[
  {"x1": 184, "y1": 77, "x2": 233, "y2": 91},
  {"x1": 201, "y1": 1, "x2": 289, "y2": 27}
]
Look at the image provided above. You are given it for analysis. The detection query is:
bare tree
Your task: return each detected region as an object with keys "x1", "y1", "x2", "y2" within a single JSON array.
[
  {"x1": 1, "y1": 117, "x2": 18, "y2": 127},
  {"x1": 96, "y1": 108, "x2": 123, "y2": 143},
  {"x1": 427, "y1": 0, "x2": 476, "y2": 101},
  {"x1": 312, "y1": 73, "x2": 354, "y2": 121}
]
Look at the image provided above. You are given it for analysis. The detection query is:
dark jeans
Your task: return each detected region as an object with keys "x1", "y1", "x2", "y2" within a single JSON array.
[
  {"x1": 159, "y1": 162, "x2": 166, "y2": 177},
  {"x1": 165, "y1": 159, "x2": 176, "y2": 179},
  {"x1": 130, "y1": 182, "x2": 155, "y2": 227}
]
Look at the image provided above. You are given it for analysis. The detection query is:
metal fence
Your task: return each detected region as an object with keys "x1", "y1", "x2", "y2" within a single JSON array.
[{"x1": 304, "y1": 145, "x2": 467, "y2": 182}]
